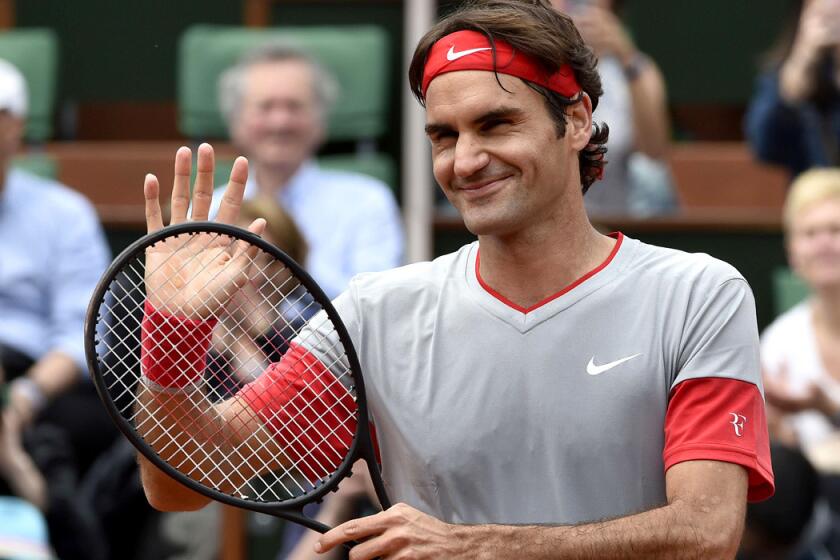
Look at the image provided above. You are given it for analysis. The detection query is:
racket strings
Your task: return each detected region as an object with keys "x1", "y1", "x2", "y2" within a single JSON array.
[{"x1": 94, "y1": 231, "x2": 361, "y2": 503}]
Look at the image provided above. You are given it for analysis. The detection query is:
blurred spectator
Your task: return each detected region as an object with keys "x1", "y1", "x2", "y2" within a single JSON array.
[
  {"x1": 2, "y1": 359, "x2": 108, "y2": 560},
  {"x1": 761, "y1": 169, "x2": 840, "y2": 464},
  {"x1": 745, "y1": 0, "x2": 840, "y2": 176},
  {"x1": 1, "y1": 365, "x2": 47, "y2": 514},
  {"x1": 0, "y1": 57, "x2": 113, "y2": 560},
  {"x1": 0, "y1": 496, "x2": 52, "y2": 560},
  {"x1": 0, "y1": 58, "x2": 115, "y2": 477},
  {"x1": 738, "y1": 443, "x2": 840, "y2": 560},
  {"x1": 551, "y1": 0, "x2": 677, "y2": 216},
  {"x1": 210, "y1": 42, "x2": 404, "y2": 299}
]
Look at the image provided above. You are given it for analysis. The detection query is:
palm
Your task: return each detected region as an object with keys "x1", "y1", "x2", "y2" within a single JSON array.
[
  {"x1": 145, "y1": 232, "x2": 251, "y2": 320},
  {"x1": 142, "y1": 144, "x2": 265, "y2": 320}
]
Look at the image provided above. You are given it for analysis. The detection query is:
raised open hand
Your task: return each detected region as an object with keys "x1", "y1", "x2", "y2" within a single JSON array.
[{"x1": 142, "y1": 143, "x2": 266, "y2": 319}]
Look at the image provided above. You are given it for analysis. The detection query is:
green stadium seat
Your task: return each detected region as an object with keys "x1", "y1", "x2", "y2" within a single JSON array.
[
  {"x1": 178, "y1": 24, "x2": 390, "y2": 142},
  {"x1": 772, "y1": 267, "x2": 810, "y2": 316},
  {"x1": 0, "y1": 29, "x2": 59, "y2": 142}
]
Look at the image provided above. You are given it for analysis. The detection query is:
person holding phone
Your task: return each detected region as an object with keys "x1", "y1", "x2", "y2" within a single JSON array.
[
  {"x1": 746, "y1": 0, "x2": 840, "y2": 176},
  {"x1": 551, "y1": 0, "x2": 676, "y2": 216}
]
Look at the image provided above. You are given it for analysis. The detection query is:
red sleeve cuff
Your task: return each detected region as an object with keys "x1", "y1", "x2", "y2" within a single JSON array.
[
  {"x1": 664, "y1": 377, "x2": 774, "y2": 502},
  {"x1": 237, "y1": 343, "x2": 357, "y2": 484},
  {"x1": 141, "y1": 300, "x2": 217, "y2": 388}
]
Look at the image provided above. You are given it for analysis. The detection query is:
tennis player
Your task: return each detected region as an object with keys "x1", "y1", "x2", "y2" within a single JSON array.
[{"x1": 139, "y1": 1, "x2": 773, "y2": 557}]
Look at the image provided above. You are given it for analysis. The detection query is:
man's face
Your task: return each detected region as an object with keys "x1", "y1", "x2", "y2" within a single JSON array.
[
  {"x1": 230, "y1": 60, "x2": 325, "y2": 174},
  {"x1": 425, "y1": 71, "x2": 589, "y2": 237}
]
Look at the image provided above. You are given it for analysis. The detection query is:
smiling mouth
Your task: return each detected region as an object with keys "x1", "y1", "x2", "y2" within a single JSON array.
[{"x1": 460, "y1": 175, "x2": 512, "y2": 192}]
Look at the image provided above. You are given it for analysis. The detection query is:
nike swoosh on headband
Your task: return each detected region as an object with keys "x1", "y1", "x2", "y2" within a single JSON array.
[{"x1": 446, "y1": 46, "x2": 492, "y2": 61}]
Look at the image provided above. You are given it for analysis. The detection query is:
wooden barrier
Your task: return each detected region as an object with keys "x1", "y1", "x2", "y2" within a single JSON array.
[
  {"x1": 36, "y1": 140, "x2": 790, "y2": 230},
  {"x1": 669, "y1": 142, "x2": 790, "y2": 211},
  {"x1": 40, "y1": 141, "x2": 240, "y2": 228},
  {"x1": 221, "y1": 506, "x2": 246, "y2": 560},
  {"x1": 0, "y1": 0, "x2": 13, "y2": 29}
]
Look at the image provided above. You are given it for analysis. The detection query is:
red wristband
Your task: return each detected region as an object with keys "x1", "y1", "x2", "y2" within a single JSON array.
[{"x1": 141, "y1": 300, "x2": 217, "y2": 388}]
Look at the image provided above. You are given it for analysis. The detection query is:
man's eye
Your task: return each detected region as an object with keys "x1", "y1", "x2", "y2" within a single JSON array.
[
  {"x1": 482, "y1": 119, "x2": 509, "y2": 131},
  {"x1": 431, "y1": 130, "x2": 457, "y2": 142}
]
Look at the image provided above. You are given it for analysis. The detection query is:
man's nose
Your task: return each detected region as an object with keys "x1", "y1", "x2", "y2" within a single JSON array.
[
  {"x1": 264, "y1": 105, "x2": 298, "y2": 128},
  {"x1": 452, "y1": 134, "x2": 490, "y2": 178}
]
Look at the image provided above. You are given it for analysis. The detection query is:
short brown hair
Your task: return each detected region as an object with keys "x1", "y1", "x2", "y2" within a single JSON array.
[
  {"x1": 408, "y1": 0, "x2": 608, "y2": 193},
  {"x1": 239, "y1": 197, "x2": 308, "y2": 265}
]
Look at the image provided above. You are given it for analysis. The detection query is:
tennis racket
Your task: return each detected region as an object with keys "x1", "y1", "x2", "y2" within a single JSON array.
[{"x1": 84, "y1": 220, "x2": 391, "y2": 536}]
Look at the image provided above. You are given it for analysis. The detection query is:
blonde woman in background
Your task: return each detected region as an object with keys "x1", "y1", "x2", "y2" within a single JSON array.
[{"x1": 761, "y1": 168, "x2": 840, "y2": 466}]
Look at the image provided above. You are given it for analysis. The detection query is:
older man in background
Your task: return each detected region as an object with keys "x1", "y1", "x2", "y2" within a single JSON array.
[{"x1": 211, "y1": 43, "x2": 404, "y2": 298}]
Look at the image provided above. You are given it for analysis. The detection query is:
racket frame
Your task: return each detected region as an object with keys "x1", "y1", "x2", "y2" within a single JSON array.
[{"x1": 85, "y1": 221, "x2": 390, "y2": 532}]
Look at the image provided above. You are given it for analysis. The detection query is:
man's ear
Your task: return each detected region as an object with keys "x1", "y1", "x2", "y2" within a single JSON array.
[{"x1": 566, "y1": 92, "x2": 593, "y2": 151}]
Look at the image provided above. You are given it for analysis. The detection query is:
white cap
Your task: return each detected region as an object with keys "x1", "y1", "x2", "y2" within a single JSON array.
[{"x1": 0, "y1": 58, "x2": 28, "y2": 117}]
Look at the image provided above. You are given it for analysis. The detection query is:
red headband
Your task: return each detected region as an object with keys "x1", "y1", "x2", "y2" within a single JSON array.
[{"x1": 421, "y1": 30, "x2": 581, "y2": 98}]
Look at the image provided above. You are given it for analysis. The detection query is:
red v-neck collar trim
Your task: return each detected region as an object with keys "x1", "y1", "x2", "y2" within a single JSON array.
[{"x1": 475, "y1": 232, "x2": 624, "y2": 314}]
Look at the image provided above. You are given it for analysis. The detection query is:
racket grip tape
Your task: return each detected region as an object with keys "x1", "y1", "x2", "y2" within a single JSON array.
[{"x1": 141, "y1": 301, "x2": 217, "y2": 388}]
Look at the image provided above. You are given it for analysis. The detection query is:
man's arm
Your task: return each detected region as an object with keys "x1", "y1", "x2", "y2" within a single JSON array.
[
  {"x1": 10, "y1": 193, "x2": 110, "y2": 427},
  {"x1": 8, "y1": 352, "x2": 78, "y2": 427},
  {"x1": 138, "y1": 455, "x2": 211, "y2": 511},
  {"x1": 744, "y1": 72, "x2": 810, "y2": 174},
  {"x1": 317, "y1": 460, "x2": 747, "y2": 560}
]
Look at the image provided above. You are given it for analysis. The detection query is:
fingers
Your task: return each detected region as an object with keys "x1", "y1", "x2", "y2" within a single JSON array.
[
  {"x1": 170, "y1": 146, "x2": 192, "y2": 224},
  {"x1": 215, "y1": 156, "x2": 249, "y2": 224},
  {"x1": 246, "y1": 217, "x2": 266, "y2": 237},
  {"x1": 191, "y1": 143, "x2": 216, "y2": 221},
  {"x1": 144, "y1": 173, "x2": 164, "y2": 233},
  {"x1": 317, "y1": 511, "x2": 391, "y2": 553},
  {"x1": 231, "y1": 218, "x2": 266, "y2": 269}
]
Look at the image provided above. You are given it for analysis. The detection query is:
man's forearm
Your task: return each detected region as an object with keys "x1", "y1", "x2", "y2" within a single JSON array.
[
  {"x1": 0, "y1": 449, "x2": 48, "y2": 511},
  {"x1": 628, "y1": 63, "x2": 670, "y2": 160},
  {"x1": 9, "y1": 351, "x2": 79, "y2": 426},
  {"x1": 452, "y1": 498, "x2": 744, "y2": 560}
]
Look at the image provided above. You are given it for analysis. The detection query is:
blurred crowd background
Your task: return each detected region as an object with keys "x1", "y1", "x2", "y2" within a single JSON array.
[{"x1": 1, "y1": 0, "x2": 840, "y2": 558}]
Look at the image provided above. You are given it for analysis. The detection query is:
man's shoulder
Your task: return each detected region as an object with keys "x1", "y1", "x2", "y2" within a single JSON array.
[
  {"x1": 347, "y1": 244, "x2": 472, "y2": 301},
  {"x1": 628, "y1": 237, "x2": 745, "y2": 287},
  {"x1": 7, "y1": 168, "x2": 97, "y2": 215}
]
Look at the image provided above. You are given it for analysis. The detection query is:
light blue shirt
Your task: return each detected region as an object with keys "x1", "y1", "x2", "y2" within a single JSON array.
[
  {"x1": 0, "y1": 168, "x2": 110, "y2": 370},
  {"x1": 211, "y1": 161, "x2": 404, "y2": 298}
]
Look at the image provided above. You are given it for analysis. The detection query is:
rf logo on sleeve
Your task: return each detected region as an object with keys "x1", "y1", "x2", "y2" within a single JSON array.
[{"x1": 729, "y1": 413, "x2": 747, "y2": 437}]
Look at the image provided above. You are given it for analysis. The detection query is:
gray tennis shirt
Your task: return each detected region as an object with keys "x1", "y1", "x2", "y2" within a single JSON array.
[{"x1": 297, "y1": 234, "x2": 771, "y2": 524}]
